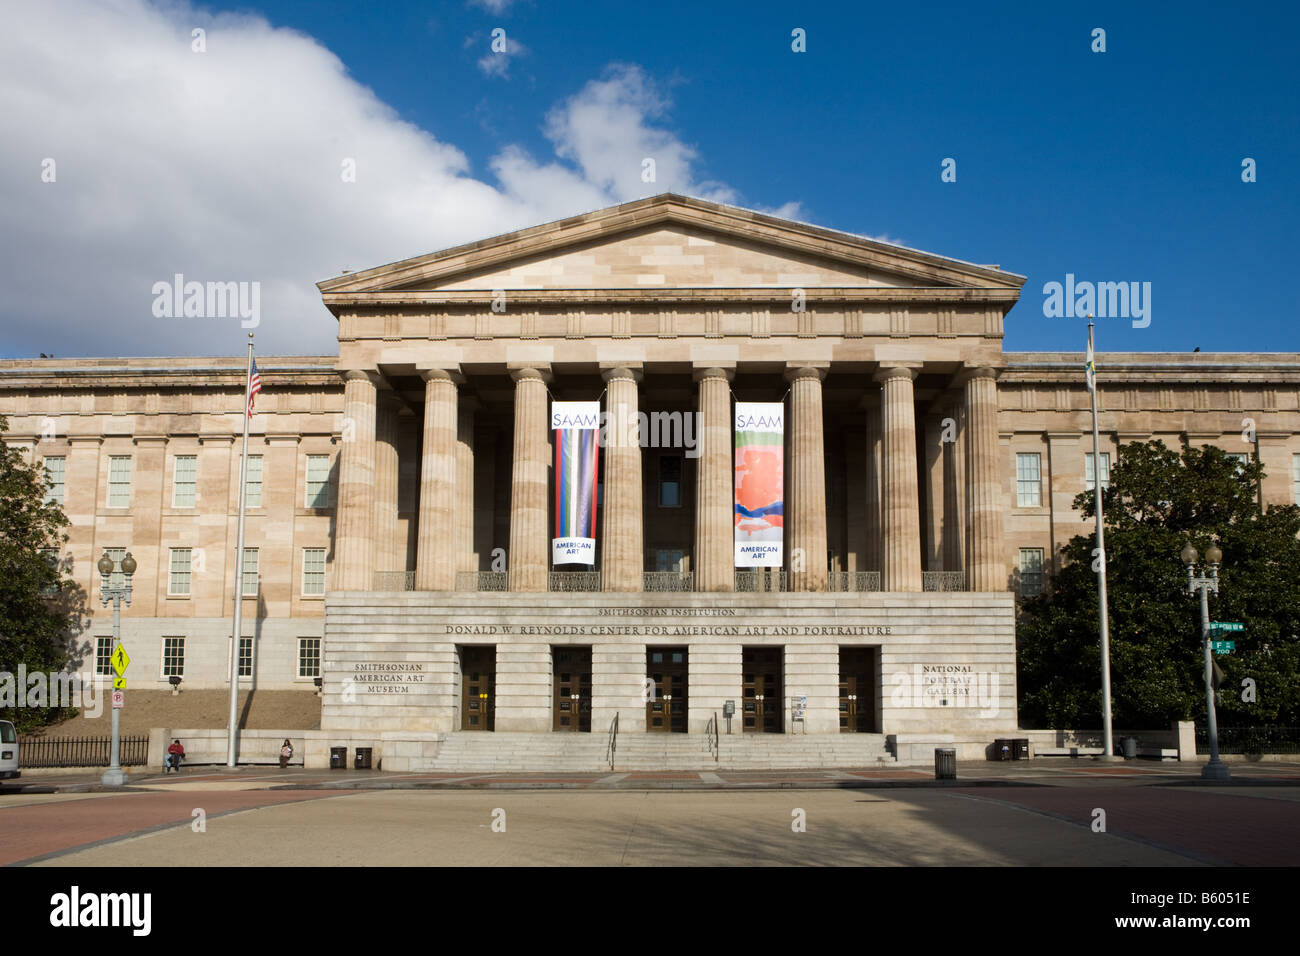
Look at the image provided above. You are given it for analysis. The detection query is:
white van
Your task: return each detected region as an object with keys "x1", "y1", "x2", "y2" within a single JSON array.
[{"x1": 0, "y1": 720, "x2": 19, "y2": 780}]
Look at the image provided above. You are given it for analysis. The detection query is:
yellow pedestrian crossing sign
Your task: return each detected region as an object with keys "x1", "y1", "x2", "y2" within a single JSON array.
[
  {"x1": 111, "y1": 645, "x2": 131, "y2": 676},
  {"x1": 113, "y1": 676, "x2": 127, "y2": 690}
]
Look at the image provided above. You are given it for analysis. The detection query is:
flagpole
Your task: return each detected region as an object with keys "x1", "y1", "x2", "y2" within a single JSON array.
[
  {"x1": 1088, "y1": 319, "x2": 1115, "y2": 758},
  {"x1": 227, "y1": 333, "x2": 254, "y2": 767}
]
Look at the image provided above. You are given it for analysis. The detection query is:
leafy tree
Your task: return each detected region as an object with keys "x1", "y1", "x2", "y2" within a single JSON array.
[
  {"x1": 1018, "y1": 439, "x2": 1300, "y2": 730},
  {"x1": 0, "y1": 416, "x2": 86, "y2": 731}
]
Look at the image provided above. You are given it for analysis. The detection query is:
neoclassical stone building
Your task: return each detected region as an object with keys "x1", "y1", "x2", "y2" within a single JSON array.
[{"x1": 4, "y1": 195, "x2": 1298, "y2": 761}]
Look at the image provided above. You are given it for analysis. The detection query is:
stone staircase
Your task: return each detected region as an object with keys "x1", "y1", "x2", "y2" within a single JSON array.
[{"x1": 415, "y1": 731, "x2": 895, "y2": 773}]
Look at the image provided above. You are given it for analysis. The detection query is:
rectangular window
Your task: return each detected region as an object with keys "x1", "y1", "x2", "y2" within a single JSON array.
[
  {"x1": 1020, "y1": 549, "x2": 1045, "y2": 597},
  {"x1": 239, "y1": 635, "x2": 254, "y2": 678},
  {"x1": 168, "y1": 548, "x2": 192, "y2": 596},
  {"x1": 1016, "y1": 453, "x2": 1042, "y2": 507},
  {"x1": 107, "y1": 456, "x2": 132, "y2": 507},
  {"x1": 305, "y1": 455, "x2": 331, "y2": 508},
  {"x1": 298, "y1": 638, "x2": 321, "y2": 678},
  {"x1": 101, "y1": 547, "x2": 126, "y2": 591},
  {"x1": 1226, "y1": 452, "x2": 1248, "y2": 474},
  {"x1": 95, "y1": 637, "x2": 114, "y2": 676},
  {"x1": 245, "y1": 455, "x2": 263, "y2": 508},
  {"x1": 302, "y1": 548, "x2": 326, "y2": 595},
  {"x1": 653, "y1": 549, "x2": 685, "y2": 572},
  {"x1": 241, "y1": 548, "x2": 259, "y2": 597},
  {"x1": 172, "y1": 455, "x2": 197, "y2": 507},
  {"x1": 162, "y1": 636, "x2": 185, "y2": 678},
  {"x1": 1085, "y1": 452, "x2": 1111, "y2": 492},
  {"x1": 658, "y1": 455, "x2": 682, "y2": 508},
  {"x1": 43, "y1": 456, "x2": 66, "y2": 505}
]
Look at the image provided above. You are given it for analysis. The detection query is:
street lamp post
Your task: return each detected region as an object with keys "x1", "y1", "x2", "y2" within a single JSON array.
[
  {"x1": 1181, "y1": 541, "x2": 1231, "y2": 781},
  {"x1": 97, "y1": 550, "x2": 136, "y2": 787}
]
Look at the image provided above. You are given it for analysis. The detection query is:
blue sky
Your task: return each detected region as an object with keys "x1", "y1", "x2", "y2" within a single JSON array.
[{"x1": 2, "y1": 0, "x2": 1296, "y2": 356}]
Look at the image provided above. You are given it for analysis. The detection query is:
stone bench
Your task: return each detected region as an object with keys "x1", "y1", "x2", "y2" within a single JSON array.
[{"x1": 1035, "y1": 746, "x2": 1105, "y2": 757}]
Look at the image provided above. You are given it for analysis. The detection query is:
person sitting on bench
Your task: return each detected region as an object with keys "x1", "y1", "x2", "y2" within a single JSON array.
[{"x1": 166, "y1": 739, "x2": 185, "y2": 773}]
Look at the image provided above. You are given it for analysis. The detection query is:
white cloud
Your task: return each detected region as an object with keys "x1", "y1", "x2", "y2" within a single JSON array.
[
  {"x1": 475, "y1": 33, "x2": 528, "y2": 78},
  {"x1": 468, "y1": 0, "x2": 515, "y2": 14},
  {"x1": 0, "y1": 1, "x2": 798, "y2": 358}
]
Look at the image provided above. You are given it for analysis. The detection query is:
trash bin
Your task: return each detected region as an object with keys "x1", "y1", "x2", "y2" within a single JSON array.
[
  {"x1": 329, "y1": 746, "x2": 346, "y2": 770},
  {"x1": 354, "y1": 747, "x2": 372, "y2": 770},
  {"x1": 935, "y1": 747, "x2": 957, "y2": 780},
  {"x1": 992, "y1": 738, "x2": 1012, "y2": 761},
  {"x1": 1120, "y1": 736, "x2": 1138, "y2": 759},
  {"x1": 1011, "y1": 738, "x2": 1030, "y2": 760}
]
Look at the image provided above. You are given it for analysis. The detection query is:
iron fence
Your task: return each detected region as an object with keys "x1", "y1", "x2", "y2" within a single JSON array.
[
  {"x1": 735, "y1": 569, "x2": 787, "y2": 592},
  {"x1": 922, "y1": 571, "x2": 967, "y2": 592},
  {"x1": 827, "y1": 571, "x2": 883, "y2": 592},
  {"x1": 373, "y1": 571, "x2": 415, "y2": 591},
  {"x1": 456, "y1": 571, "x2": 508, "y2": 591},
  {"x1": 17, "y1": 734, "x2": 150, "y2": 768},
  {"x1": 1196, "y1": 726, "x2": 1300, "y2": 755},
  {"x1": 643, "y1": 571, "x2": 695, "y2": 592},
  {"x1": 548, "y1": 571, "x2": 602, "y2": 592}
]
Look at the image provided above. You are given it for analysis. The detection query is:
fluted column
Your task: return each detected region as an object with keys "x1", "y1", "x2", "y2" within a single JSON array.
[
  {"x1": 787, "y1": 366, "x2": 827, "y2": 591},
  {"x1": 335, "y1": 370, "x2": 379, "y2": 591},
  {"x1": 863, "y1": 392, "x2": 882, "y2": 574},
  {"x1": 602, "y1": 367, "x2": 644, "y2": 591},
  {"x1": 943, "y1": 399, "x2": 966, "y2": 573},
  {"x1": 457, "y1": 399, "x2": 477, "y2": 578},
  {"x1": 508, "y1": 367, "x2": 549, "y2": 591},
  {"x1": 922, "y1": 413, "x2": 946, "y2": 570},
  {"x1": 373, "y1": 389, "x2": 401, "y2": 576},
  {"x1": 876, "y1": 366, "x2": 922, "y2": 591},
  {"x1": 964, "y1": 368, "x2": 1006, "y2": 591},
  {"x1": 693, "y1": 367, "x2": 734, "y2": 592},
  {"x1": 415, "y1": 370, "x2": 459, "y2": 591}
]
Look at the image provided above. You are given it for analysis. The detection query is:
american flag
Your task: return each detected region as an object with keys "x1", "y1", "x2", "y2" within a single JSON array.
[{"x1": 247, "y1": 359, "x2": 262, "y2": 417}]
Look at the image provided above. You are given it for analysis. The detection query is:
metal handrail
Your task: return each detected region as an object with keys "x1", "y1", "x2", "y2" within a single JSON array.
[
  {"x1": 707, "y1": 712, "x2": 719, "y2": 762},
  {"x1": 606, "y1": 712, "x2": 619, "y2": 770}
]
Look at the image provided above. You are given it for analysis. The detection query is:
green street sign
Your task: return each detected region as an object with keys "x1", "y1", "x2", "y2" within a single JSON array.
[
  {"x1": 1209, "y1": 622, "x2": 1244, "y2": 632},
  {"x1": 1211, "y1": 640, "x2": 1235, "y2": 654}
]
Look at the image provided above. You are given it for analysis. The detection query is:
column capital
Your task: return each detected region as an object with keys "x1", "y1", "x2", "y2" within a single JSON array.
[
  {"x1": 601, "y1": 365, "x2": 643, "y2": 384},
  {"x1": 510, "y1": 366, "x2": 552, "y2": 383},
  {"x1": 692, "y1": 366, "x2": 734, "y2": 383},
  {"x1": 340, "y1": 368, "x2": 381, "y2": 385},
  {"x1": 874, "y1": 365, "x2": 918, "y2": 385},
  {"x1": 784, "y1": 365, "x2": 827, "y2": 383},
  {"x1": 420, "y1": 368, "x2": 465, "y2": 385},
  {"x1": 955, "y1": 366, "x2": 1001, "y2": 385}
]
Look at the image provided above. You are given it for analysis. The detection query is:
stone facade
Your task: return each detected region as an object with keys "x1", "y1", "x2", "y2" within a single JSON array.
[{"x1": 3, "y1": 195, "x2": 1299, "y2": 756}]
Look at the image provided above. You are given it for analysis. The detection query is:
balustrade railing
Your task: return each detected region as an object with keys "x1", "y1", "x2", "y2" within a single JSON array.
[
  {"x1": 827, "y1": 571, "x2": 883, "y2": 592},
  {"x1": 922, "y1": 571, "x2": 967, "y2": 592},
  {"x1": 373, "y1": 571, "x2": 415, "y2": 591},
  {"x1": 457, "y1": 571, "x2": 507, "y2": 592},
  {"x1": 643, "y1": 571, "x2": 695, "y2": 592},
  {"x1": 548, "y1": 571, "x2": 602, "y2": 592},
  {"x1": 735, "y1": 569, "x2": 787, "y2": 592}
]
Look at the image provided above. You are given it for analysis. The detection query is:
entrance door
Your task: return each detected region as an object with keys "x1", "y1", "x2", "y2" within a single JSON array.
[
  {"x1": 646, "y1": 647, "x2": 687, "y2": 733},
  {"x1": 839, "y1": 647, "x2": 876, "y2": 733},
  {"x1": 461, "y1": 646, "x2": 495, "y2": 731},
  {"x1": 553, "y1": 647, "x2": 592, "y2": 732},
  {"x1": 742, "y1": 647, "x2": 783, "y2": 733}
]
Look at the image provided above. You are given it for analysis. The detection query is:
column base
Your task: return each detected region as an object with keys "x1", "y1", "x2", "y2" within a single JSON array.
[{"x1": 100, "y1": 767, "x2": 129, "y2": 786}]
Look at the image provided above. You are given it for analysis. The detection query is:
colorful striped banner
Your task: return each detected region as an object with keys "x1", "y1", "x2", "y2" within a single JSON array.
[
  {"x1": 552, "y1": 401, "x2": 600, "y2": 565},
  {"x1": 734, "y1": 402, "x2": 784, "y2": 567}
]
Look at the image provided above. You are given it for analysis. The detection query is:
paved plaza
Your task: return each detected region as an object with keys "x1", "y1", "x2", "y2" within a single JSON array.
[{"x1": 3, "y1": 761, "x2": 1297, "y2": 867}]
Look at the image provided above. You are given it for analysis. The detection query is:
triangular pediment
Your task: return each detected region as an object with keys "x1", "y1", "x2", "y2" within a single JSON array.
[{"x1": 318, "y1": 194, "x2": 1023, "y2": 298}]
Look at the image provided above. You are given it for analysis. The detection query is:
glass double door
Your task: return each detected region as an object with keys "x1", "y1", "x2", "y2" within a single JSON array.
[
  {"x1": 839, "y1": 647, "x2": 878, "y2": 733},
  {"x1": 553, "y1": 647, "x2": 592, "y2": 732},
  {"x1": 742, "y1": 647, "x2": 783, "y2": 733},
  {"x1": 460, "y1": 646, "x2": 495, "y2": 731},
  {"x1": 646, "y1": 647, "x2": 688, "y2": 733}
]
